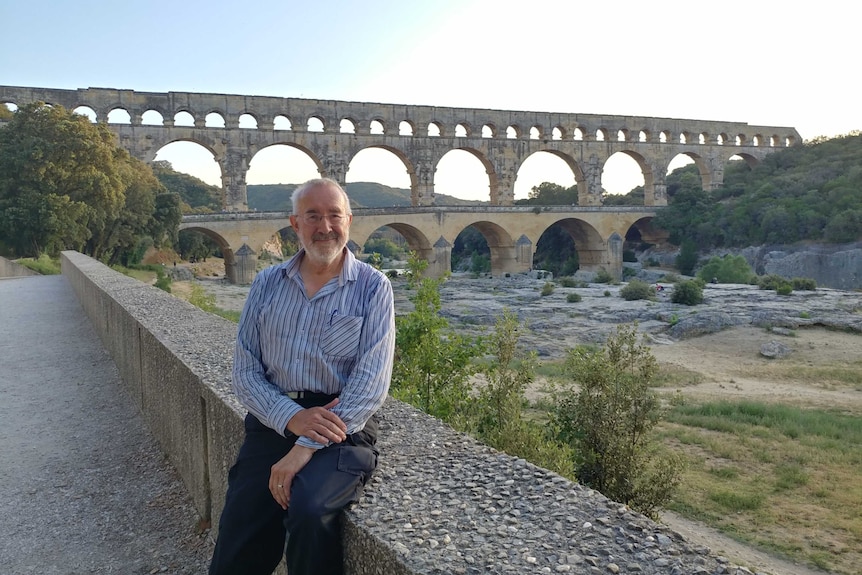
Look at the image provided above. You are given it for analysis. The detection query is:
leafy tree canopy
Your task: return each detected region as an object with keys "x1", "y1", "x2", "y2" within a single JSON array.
[{"x1": 0, "y1": 103, "x2": 179, "y2": 263}]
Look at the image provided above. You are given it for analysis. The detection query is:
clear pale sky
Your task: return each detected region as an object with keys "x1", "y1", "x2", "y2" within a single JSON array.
[{"x1": 2, "y1": 0, "x2": 859, "y2": 200}]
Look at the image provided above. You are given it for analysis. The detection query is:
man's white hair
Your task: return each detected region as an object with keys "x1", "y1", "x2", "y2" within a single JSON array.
[{"x1": 290, "y1": 178, "x2": 352, "y2": 215}]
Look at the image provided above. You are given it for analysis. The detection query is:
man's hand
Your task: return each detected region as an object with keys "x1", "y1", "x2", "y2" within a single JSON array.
[
  {"x1": 286, "y1": 398, "x2": 347, "y2": 445},
  {"x1": 269, "y1": 444, "x2": 315, "y2": 509}
]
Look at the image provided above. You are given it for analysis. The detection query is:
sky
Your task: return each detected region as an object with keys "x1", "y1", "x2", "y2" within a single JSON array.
[{"x1": 2, "y1": 0, "x2": 859, "y2": 201}]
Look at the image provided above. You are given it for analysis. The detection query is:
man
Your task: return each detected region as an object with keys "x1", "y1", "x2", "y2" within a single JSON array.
[{"x1": 209, "y1": 178, "x2": 396, "y2": 575}]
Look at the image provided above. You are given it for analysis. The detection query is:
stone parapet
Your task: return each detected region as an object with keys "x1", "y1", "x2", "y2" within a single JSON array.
[
  {"x1": 0, "y1": 256, "x2": 40, "y2": 278},
  {"x1": 60, "y1": 250, "x2": 746, "y2": 574}
]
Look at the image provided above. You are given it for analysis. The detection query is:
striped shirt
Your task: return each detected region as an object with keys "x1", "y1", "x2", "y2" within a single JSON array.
[{"x1": 232, "y1": 248, "x2": 395, "y2": 449}]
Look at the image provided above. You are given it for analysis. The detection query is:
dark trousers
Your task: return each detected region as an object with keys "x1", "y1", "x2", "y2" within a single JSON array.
[{"x1": 209, "y1": 402, "x2": 378, "y2": 575}]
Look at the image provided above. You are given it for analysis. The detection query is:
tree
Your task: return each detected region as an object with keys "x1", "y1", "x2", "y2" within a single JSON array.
[
  {"x1": 515, "y1": 182, "x2": 577, "y2": 206},
  {"x1": 390, "y1": 253, "x2": 482, "y2": 419},
  {"x1": 696, "y1": 255, "x2": 754, "y2": 284},
  {"x1": 0, "y1": 103, "x2": 168, "y2": 259},
  {"x1": 553, "y1": 325, "x2": 682, "y2": 517}
]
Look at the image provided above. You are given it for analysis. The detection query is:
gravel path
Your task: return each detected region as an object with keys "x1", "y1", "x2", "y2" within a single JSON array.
[{"x1": 0, "y1": 275, "x2": 213, "y2": 574}]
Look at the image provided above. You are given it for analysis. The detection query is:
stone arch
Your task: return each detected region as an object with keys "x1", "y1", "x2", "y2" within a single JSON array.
[
  {"x1": 73, "y1": 105, "x2": 97, "y2": 122},
  {"x1": 177, "y1": 226, "x2": 243, "y2": 282},
  {"x1": 107, "y1": 107, "x2": 132, "y2": 124},
  {"x1": 398, "y1": 120, "x2": 414, "y2": 136},
  {"x1": 142, "y1": 110, "x2": 165, "y2": 126},
  {"x1": 603, "y1": 150, "x2": 654, "y2": 204},
  {"x1": 515, "y1": 149, "x2": 583, "y2": 202},
  {"x1": 340, "y1": 118, "x2": 357, "y2": 133},
  {"x1": 457, "y1": 220, "x2": 518, "y2": 277},
  {"x1": 534, "y1": 217, "x2": 606, "y2": 274},
  {"x1": 205, "y1": 111, "x2": 226, "y2": 128},
  {"x1": 345, "y1": 144, "x2": 413, "y2": 194},
  {"x1": 436, "y1": 146, "x2": 494, "y2": 202}
]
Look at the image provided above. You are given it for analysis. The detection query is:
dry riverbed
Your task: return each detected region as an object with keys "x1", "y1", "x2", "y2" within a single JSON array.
[{"x1": 175, "y1": 267, "x2": 862, "y2": 575}]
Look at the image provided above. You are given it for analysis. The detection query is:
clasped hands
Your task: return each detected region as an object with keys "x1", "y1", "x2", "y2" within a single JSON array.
[{"x1": 269, "y1": 398, "x2": 347, "y2": 509}]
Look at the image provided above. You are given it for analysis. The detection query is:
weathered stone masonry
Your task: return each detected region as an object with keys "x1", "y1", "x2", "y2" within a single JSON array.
[{"x1": 1, "y1": 85, "x2": 800, "y2": 211}]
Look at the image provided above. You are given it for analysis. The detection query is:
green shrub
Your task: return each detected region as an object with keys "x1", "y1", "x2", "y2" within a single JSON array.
[
  {"x1": 791, "y1": 277, "x2": 817, "y2": 290},
  {"x1": 620, "y1": 279, "x2": 655, "y2": 301},
  {"x1": 777, "y1": 283, "x2": 793, "y2": 296},
  {"x1": 603, "y1": 290, "x2": 611, "y2": 297},
  {"x1": 675, "y1": 240, "x2": 699, "y2": 276},
  {"x1": 567, "y1": 292, "x2": 582, "y2": 303},
  {"x1": 541, "y1": 282, "x2": 555, "y2": 296},
  {"x1": 758, "y1": 274, "x2": 794, "y2": 294},
  {"x1": 622, "y1": 266, "x2": 637, "y2": 279},
  {"x1": 672, "y1": 279, "x2": 703, "y2": 305},
  {"x1": 594, "y1": 268, "x2": 614, "y2": 284},
  {"x1": 696, "y1": 254, "x2": 754, "y2": 284},
  {"x1": 553, "y1": 324, "x2": 683, "y2": 518},
  {"x1": 558, "y1": 277, "x2": 579, "y2": 288}
]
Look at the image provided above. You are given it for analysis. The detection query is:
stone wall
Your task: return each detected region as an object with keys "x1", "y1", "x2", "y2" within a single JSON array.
[
  {"x1": 60, "y1": 250, "x2": 750, "y2": 574},
  {"x1": 0, "y1": 256, "x2": 39, "y2": 278}
]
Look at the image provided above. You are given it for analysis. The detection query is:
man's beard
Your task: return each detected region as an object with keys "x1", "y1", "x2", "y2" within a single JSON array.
[{"x1": 304, "y1": 232, "x2": 346, "y2": 265}]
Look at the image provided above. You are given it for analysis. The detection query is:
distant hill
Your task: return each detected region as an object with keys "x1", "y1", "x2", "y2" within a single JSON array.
[{"x1": 248, "y1": 182, "x2": 486, "y2": 211}]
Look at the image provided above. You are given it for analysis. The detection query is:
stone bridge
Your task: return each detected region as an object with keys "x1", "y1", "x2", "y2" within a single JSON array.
[
  {"x1": 181, "y1": 205, "x2": 665, "y2": 284},
  {"x1": 1, "y1": 86, "x2": 800, "y2": 211}
]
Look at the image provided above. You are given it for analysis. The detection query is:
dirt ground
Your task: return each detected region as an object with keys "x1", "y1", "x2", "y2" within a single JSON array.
[{"x1": 646, "y1": 326, "x2": 861, "y2": 575}]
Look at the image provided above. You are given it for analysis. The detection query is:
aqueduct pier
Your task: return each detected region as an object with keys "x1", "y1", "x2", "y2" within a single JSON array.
[
  {"x1": 181, "y1": 205, "x2": 665, "y2": 284},
  {"x1": 1, "y1": 86, "x2": 800, "y2": 211}
]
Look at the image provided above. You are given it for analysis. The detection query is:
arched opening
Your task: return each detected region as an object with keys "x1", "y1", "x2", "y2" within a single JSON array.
[
  {"x1": 660, "y1": 131, "x2": 670, "y2": 143},
  {"x1": 602, "y1": 152, "x2": 644, "y2": 197},
  {"x1": 455, "y1": 123, "x2": 469, "y2": 137},
  {"x1": 530, "y1": 126, "x2": 541, "y2": 140},
  {"x1": 174, "y1": 111, "x2": 195, "y2": 127},
  {"x1": 370, "y1": 120, "x2": 385, "y2": 135},
  {"x1": 361, "y1": 225, "x2": 410, "y2": 272},
  {"x1": 399, "y1": 121, "x2": 413, "y2": 136},
  {"x1": 506, "y1": 126, "x2": 518, "y2": 139},
  {"x1": 340, "y1": 119, "x2": 356, "y2": 134},
  {"x1": 595, "y1": 129, "x2": 606, "y2": 142},
  {"x1": 154, "y1": 141, "x2": 223, "y2": 191},
  {"x1": 428, "y1": 122, "x2": 441, "y2": 137},
  {"x1": 346, "y1": 147, "x2": 411, "y2": 195},
  {"x1": 574, "y1": 127, "x2": 585, "y2": 141},
  {"x1": 3, "y1": 102, "x2": 18, "y2": 113},
  {"x1": 639, "y1": 130, "x2": 649, "y2": 143},
  {"x1": 514, "y1": 151, "x2": 576, "y2": 202},
  {"x1": 239, "y1": 114, "x2": 258, "y2": 129},
  {"x1": 205, "y1": 112, "x2": 225, "y2": 128},
  {"x1": 246, "y1": 144, "x2": 320, "y2": 209},
  {"x1": 482, "y1": 124, "x2": 495, "y2": 138},
  {"x1": 452, "y1": 225, "x2": 491, "y2": 274},
  {"x1": 73, "y1": 106, "x2": 97, "y2": 122},
  {"x1": 142, "y1": 110, "x2": 164, "y2": 126},
  {"x1": 434, "y1": 149, "x2": 489, "y2": 203},
  {"x1": 274, "y1": 115, "x2": 292, "y2": 130},
  {"x1": 552, "y1": 127, "x2": 564, "y2": 141},
  {"x1": 617, "y1": 130, "x2": 627, "y2": 142},
  {"x1": 533, "y1": 223, "x2": 578, "y2": 277},
  {"x1": 107, "y1": 108, "x2": 131, "y2": 124},
  {"x1": 307, "y1": 117, "x2": 324, "y2": 132}
]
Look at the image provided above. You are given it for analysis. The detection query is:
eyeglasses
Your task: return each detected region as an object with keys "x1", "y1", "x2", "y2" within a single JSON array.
[{"x1": 299, "y1": 213, "x2": 348, "y2": 225}]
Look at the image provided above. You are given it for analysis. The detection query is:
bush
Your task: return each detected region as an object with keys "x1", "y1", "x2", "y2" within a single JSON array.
[
  {"x1": 553, "y1": 324, "x2": 683, "y2": 518},
  {"x1": 620, "y1": 279, "x2": 655, "y2": 301},
  {"x1": 622, "y1": 266, "x2": 637, "y2": 279},
  {"x1": 594, "y1": 268, "x2": 614, "y2": 284},
  {"x1": 675, "y1": 240, "x2": 699, "y2": 276},
  {"x1": 791, "y1": 277, "x2": 817, "y2": 290},
  {"x1": 758, "y1": 274, "x2": 794, "y2": 294},
  {"x1": 541, "y1": 282, "x2": 555, "y2": 296},
  {"x1": 558, "y1": 277, "x2": 580, "y2": 288},
  {"x1": 671, "y1": 279, "x2": 703, "y2": 305},
  {"x1": 567, "y1": 292, "x2": 582, "y2": 303},
  {"x1": 696, "y1": 254, "x2": 754, "y2": 284}
]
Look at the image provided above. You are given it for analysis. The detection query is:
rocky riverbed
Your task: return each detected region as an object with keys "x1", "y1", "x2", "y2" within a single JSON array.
[{"x1": 183, "y1": 271, "x2": 862, "y2": 575}]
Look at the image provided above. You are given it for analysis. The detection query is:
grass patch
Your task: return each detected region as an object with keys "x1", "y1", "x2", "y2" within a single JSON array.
[
  {"x1": 653, "y1": 362, "x2": 705, "y2": 388},
  {"x1": 16, "y1": 254, "x2": 61, "y2": 274},
  {"x1": 658, "y1": 400, "x2": 862, "y2": 574}
]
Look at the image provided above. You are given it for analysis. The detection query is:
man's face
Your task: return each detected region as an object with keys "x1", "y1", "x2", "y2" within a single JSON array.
[{"x1": 289, "y1": 184, "x2": 352, "y2": 266}]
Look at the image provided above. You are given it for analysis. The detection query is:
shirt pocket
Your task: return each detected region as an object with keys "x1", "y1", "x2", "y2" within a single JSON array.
[{"x1": 321, "y1": 315, "x2": 363, "y2": 358}]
